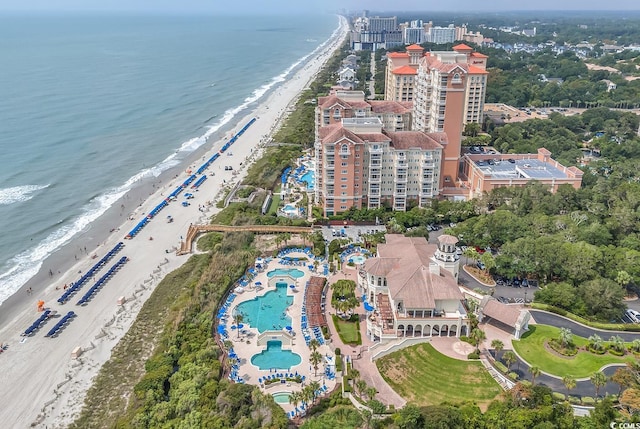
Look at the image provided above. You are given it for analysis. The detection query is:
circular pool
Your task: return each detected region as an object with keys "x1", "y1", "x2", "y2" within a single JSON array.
[{"x1": 272, "y1": 391, "x2": 292, "y2": 404}]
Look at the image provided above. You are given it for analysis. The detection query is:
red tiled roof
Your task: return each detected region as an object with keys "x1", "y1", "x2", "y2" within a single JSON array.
[
  {"x1": 468, "y1": 65, "x2": 489, "y2": 74},
  {"x1": 471, "y1": 52, "x2": 488, "y2": 58},
  {"x1": 388, "y1": 52, "x2": 410, "y2": 58},
  {"x1": 392, "y1": 65, "x2": 417, "y2": 75},
  {"x1": 453, "y1": 43, "x2": 473, "y2": 51},
  {"x1": 384, "y1": 130, "x2": 444, "y2": 150},
  {"x1": 406, "y1": 44, "x2": 424, "y2": 51},
  {"x1": 368, "y1": 100, "x2": 412, "y2": 114}
]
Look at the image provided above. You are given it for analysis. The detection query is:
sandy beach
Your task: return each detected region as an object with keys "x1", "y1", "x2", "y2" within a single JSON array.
[{"x1": 0, "y1": 15, "x2": 348, "y2": 428}]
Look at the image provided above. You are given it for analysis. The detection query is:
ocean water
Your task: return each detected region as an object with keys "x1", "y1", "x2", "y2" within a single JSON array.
[{"x1": 0, "y1": 13, "x2": 338, "y2": 305}]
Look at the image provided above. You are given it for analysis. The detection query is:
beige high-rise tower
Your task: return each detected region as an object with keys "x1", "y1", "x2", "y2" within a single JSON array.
[{"x1": 412, "y1": 43, "x2": 488, "y2": 190}]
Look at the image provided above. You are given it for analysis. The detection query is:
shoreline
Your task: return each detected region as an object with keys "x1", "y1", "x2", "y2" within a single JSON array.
[{"x1": 0, "y1": 15, "x2": 349, "y2": 428}]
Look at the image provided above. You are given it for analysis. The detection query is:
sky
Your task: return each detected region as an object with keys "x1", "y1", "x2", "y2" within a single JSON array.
[{"x1": 0, "y1": 0, "x2": 638, "y2": 13}]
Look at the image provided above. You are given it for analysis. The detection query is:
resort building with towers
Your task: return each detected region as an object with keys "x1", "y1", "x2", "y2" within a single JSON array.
[
  {"x1": 312, "y1": 44, "x2": 582, "y2": 214},
  {"x1": 360, "y1": 234, "x2": 470, "y2": 341}
]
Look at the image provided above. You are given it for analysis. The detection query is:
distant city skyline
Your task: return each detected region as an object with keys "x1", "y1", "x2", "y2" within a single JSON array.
[{"x1": 0, "y1": 0, "x2": 639, "y2": 13}]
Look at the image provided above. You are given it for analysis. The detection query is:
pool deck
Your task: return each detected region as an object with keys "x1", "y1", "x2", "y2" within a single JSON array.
[{"x1": 224, "y1": 252, "x2": 337, "y2": 414}]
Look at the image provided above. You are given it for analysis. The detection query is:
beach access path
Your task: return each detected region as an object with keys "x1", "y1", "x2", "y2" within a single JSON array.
[{"x1": 0, "y1": 16, "x2": 349, "y2": 429}]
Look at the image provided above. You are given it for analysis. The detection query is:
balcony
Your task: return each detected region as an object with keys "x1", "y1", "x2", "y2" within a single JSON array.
[
  {"x1": 369, "y1": 147, "x2": 384, "y2": 155},
  {"x1": 394, "y1": 189, "x2": 407, "y2": 197},
  {"x1": 396, "y1": 176, "x2": 407, "y2": 184}
]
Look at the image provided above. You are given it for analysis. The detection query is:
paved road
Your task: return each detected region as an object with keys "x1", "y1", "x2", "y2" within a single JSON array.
[
  {"x1": 530, "y1": 310, "x2": 640, "y2": 342},
  {"x1": 495, "y1": 348, "x2": 621, "y2": 398}
]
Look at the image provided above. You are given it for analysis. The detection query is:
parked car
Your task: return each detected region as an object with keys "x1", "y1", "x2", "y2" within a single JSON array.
[{"x1": 626, "y1": 309, "x2": 640, "y2": 323}]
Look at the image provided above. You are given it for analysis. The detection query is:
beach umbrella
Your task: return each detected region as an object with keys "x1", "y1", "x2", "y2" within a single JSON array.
[
  {"x1": 230, "y1": 325, "x2": 237, "y2": 330},
  {"x1": 285, "y1": 326, "x2": 293, "y2": 331},
  {"x1": 237, "y1": 323, "x2": 244, "y2": 330},
  {"x1": 255, "y1": 281, "x2": 262, "y2": 286},
  {"x1": 289, "y1": 284, "x2": 295, "y2": 289},
  {"x1": 364, "y1": 302, "x2": 375, "y2": 312},
  {"x1": 217, "y1": 325, "x2": 226, "y2": 334}
]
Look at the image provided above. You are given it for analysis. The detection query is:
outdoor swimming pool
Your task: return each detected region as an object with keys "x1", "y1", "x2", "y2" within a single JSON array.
[
  {"x1": 283, "y1": 204, "x2": 299, "y2": 215},
  {"x1": 252, "y1": 340, "x2": 301, "y2": 370},
  {"x1": 272, "y1": 391, "x2": 292, "y2": 404},
  {"x1": 348, "y1": 255, "x2": 367, "y2": 264},
  {"x1": 267, "y1": 268, "x2": 304, "y2": 279},
  {"x1": 235, "y1": 282, "x2": 292, "y2": 332},
  {"x1": 300, "y1": 170, "x2": 315, "y2": 190}
]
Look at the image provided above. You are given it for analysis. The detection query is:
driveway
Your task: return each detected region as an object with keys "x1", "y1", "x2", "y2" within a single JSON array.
[
  {"x1": 492, "y1": 348, "x2": 622, "y2": 398},
  {"x1": 529, "y1": 310, "x2": 640, "y2": 342}
]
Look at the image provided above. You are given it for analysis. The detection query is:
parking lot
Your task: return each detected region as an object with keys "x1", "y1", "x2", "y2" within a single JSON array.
[{"x1": 318, "y1": 225, "x2": 387, "y2": 243}]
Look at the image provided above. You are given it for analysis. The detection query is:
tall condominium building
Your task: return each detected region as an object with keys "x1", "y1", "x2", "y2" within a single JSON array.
[
  {"x1": 384, "y1": 44, "x2": 424, "y2": 102},
  {"x1": 403, "y1": 27, "x2": 425, "y2": 45},
  {"x1": 412, "y1": 43, "x2": 488, "y2": 189},
  {"x1": 316, "y1": 117, "x2": 444, "y2": 216},
  {"x1": 368, "y1": 16, "x2": 398, "y2": 32},
  {"x1": 426, "y1": 26, "x2": 456, "y2": 44},
  {"x1": 351, "y1": 16, "x2": 403, "y2": 50}
]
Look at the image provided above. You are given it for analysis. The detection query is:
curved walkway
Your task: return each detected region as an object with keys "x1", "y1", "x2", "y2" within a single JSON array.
[
  {"x1": 178, "y1": 224, "x2": 317, "y2": 254},
  {"x1": 324, "y1": 268, "x2": 406, "y2": 409}
]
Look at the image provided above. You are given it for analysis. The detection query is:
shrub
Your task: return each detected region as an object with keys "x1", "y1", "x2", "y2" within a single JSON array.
[
  {"x1": 568, "y1": 395, "x2": 581, "y2": 404},
  {"x1": 609, "y1": 348, "x2": 626, "y2": 357},
  {"x1": 468, "y1": 351, "x2": 480, "y2": 360},
  {"x1": 460, "y1": 335, "x2": 473, "y2": 344},
  {"x1": 552, "y1": 392, "x2": 566, "y2": 401},
  {"x1": 520, "y1": 380, "x2": 532, "y2": 387},
  {"x1": 581, "y1": 396, "x2": 596, "y2": 405},
  {"x1": 508, "y1": 372, "x2": 519, "y2": 380},
  {"x1": 335, "y1": 348, "x2": 341, "y2": 356},
  {"x1": 494, "y1": 362, "x2": 508, "y2": 373},
  {"x1": 342, "y1": 377, "x2": 351, "y2": 392},
  {"x1": 548, "y1": 339, "x2": 578, "y2": 356},
  {"x1": 588, "y1": 346, "x2": 607, "y2": 355}
]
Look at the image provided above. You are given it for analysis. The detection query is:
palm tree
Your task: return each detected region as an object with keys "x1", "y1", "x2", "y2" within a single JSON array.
[
  {"x1": 562, "y1": 376, "x2": 576, "y2": 397},
  {"x1": 463, "y1": 247, "x2": 479, "y2": 266},
  {"x1": 355, "y1": 379, "x2": 367, "y2": 398},
  {"x1": 349, "y1": 368, "x2": 360, "y2": 381},
  {"x1": 308, "y1": 338, "x2": 320, "y2": 352},
  {"x1": 529, "y1": 366, "x2": 541, "y2": 386},
  {"x1": 591, "y1": 371, "x2": 608, "y2": 400},
  {"x1": 559, "y1": 327, "x2": 573, "y2": 348},
  {"x1": 310, "y1": 350, "x2": 323, "y2": 376},
  {"x1": 282, "y1": 232, "x2": 291, "y2": 246},
  {"x1": 365, "y1": 386, "x2": 377, "y2": 401},
  {"x1": 491, "y1": 339, "x2": 504, "y2": 360},
  {"x1": 588, "y1": 334, "x2": 603, "y2": 352},
  {"x1": 233, "y1": 313, "x2": 244, "y2": 339},
  {"x1": 301, "y1": 231, "x2": 310, "y2": 247},
  {"x1": 610, "y1": 335, "x2": 625, "y2": 353},
  {"x1": 289, "y1": 391, "x2": 301, "y2": 415},
  {"x1": 302, "y1": 385, "x2": 314, "y2": 409},
  {"x1": 470, "y1": 328, "x2": 486, "y2": 353},
  {"x1": 631, "y1": 339, "x2": 640, "y2": 353},
  {"x1": 309, "y1": 380, "x2": 321, "y2": 404},
  {"x1": 503, "y1": 350, "x2": 517, "y2": 371}
]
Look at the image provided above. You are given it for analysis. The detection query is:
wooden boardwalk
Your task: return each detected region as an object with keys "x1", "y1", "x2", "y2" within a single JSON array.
[{"x1": 178, "y1": 224, "x2": 317, "y2": 255}]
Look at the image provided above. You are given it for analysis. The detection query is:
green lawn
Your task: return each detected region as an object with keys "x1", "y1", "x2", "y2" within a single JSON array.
[
  {"x1": 376, "y1": 343, "x2": 501, "y2": 407},
  {"x1": 332, "y1": 314, "x2": 361, "y2": 345},
  {"x1": 512, "y1": 325, "x2": 634, "y2": 378},
  {"x1": 267, "y1": 192, "x2": 281, "y2": 215}
]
